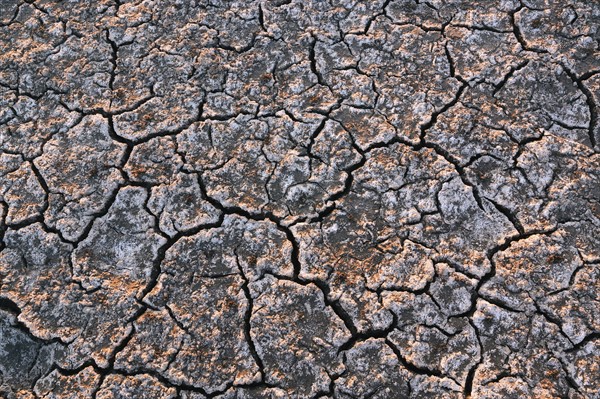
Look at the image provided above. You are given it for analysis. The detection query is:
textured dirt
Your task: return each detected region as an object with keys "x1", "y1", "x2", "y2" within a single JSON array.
[{"x1": 1, "y1": 0, "x2": 600, "y2": 398}]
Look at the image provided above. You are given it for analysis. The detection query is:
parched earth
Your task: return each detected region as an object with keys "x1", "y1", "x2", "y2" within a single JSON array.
[{"x1": 1, "y1": 0, "x2": 599, "y2": 398}]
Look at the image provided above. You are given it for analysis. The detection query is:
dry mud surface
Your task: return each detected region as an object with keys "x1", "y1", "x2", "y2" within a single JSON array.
[{"x1": 1, "y1": 0, "x2": 600, "y2": 398}]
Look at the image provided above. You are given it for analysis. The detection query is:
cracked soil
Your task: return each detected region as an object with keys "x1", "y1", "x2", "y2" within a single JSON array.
[{"x1": 1, "y1": 0, "x2": 600, "y2": 398}]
